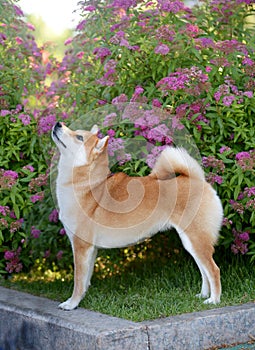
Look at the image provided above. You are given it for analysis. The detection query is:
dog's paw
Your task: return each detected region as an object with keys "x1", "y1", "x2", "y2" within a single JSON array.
[
  {"x1": 203, "y1": 297, "x2": 220, "y2": 305},
  {"x1": 58, "y1": 298, "x2": 78, "y2": 311},
  {"x1": 196, "y1": 292, "x2": 209, "y2": 299}
]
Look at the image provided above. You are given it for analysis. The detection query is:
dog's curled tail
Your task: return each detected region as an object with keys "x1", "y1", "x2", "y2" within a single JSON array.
[{"x1": 150, "y1": 147, "x2": 205, "y2": 181}]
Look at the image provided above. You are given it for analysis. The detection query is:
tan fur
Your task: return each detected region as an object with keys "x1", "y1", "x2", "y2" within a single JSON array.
[{"x1": 52, "y1": 122, "x2": 223, "y2": 310}]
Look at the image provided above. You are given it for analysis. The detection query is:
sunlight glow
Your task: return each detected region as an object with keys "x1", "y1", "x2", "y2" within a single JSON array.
[{"x1": 18, "y1": 0, "x2": 80, "y2": 34}]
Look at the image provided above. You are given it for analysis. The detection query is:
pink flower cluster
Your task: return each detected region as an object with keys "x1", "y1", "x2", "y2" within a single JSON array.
[
  {"x1": 96, "y1": 59, "x2": 118, "y2": 87},
  {"x1": 0, "y1": 169, "x2": 18, "y2": 188},
  {"x1": 157, "y1": 66, "x2": 209, "y2": 96},
  {"x1": 214, "y1": 76, "x2": 253, "y2": 107},
  {"x1": 231, "y1": 230, "x2": 250, "y2": 255},
  {"x1": 4, "y1": 247, "x2": 23, "y2": 273},
  {"x1": 157, "y1": 0, "x2": 187, "y2": 14},
  {"x1": 0, "y1": 104, "x2": 32, "y2": 126},
  {"x1": 202, "y1": 155, "x2": 225, "y2": 185},
  {"x1": 236, "y1": 150, "x2": 255, "y2": 171},
  {"x1": 230, "y1": 186, "x2": 255, "y2": 215}
]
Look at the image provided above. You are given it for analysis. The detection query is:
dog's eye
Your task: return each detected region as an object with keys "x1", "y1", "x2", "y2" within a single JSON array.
[{"x1": 76, "y1": 135, "x2": 84, "y2": 142}]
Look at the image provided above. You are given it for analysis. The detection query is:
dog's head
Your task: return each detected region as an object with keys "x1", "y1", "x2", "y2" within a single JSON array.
[{"x1": 52, "y1": 122, "x2": 109, "y2": 167}]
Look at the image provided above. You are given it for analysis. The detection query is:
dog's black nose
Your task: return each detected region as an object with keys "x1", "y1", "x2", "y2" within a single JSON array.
[{"x1": 55, "y1": 121, "x2": 62, "y2": 129}]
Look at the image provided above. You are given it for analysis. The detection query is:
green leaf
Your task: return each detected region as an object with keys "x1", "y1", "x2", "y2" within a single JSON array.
[{"x1": 13, "y1": 203, "x2": 20, "y2": 219}]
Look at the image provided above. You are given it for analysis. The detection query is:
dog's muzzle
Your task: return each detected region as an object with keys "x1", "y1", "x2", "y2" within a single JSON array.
[{"x1": 52, "y1": 122, "x2": 67, "y2": 148}]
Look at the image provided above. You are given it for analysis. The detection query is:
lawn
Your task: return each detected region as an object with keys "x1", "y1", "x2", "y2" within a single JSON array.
[{"x1": 1, "y1": 245, "x2": 255, "y2": 322}]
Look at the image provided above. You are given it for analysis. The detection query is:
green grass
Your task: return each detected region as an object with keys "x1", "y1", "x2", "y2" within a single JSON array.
[{"x1": 1, "y1": 251, "x2": 255, "y2": 322}]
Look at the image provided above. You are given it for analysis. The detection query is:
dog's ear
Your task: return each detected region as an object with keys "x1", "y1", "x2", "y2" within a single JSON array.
[
  {"x1": 94, "y1": 136, "x2": 109, "y2": 154},
  {"x1": 90, "y1": 125, "x2": 99, "y2": 135}
]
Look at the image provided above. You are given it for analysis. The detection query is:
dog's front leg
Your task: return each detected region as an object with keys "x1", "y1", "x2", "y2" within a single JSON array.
[{"x1": 58, "y1": 235, "x2": 97, "y2": 311}]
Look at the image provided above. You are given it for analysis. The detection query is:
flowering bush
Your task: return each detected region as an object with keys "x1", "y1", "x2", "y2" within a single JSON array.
[
  {"x1": 1, "y1": 0, "x2": 255, "y2": 276},
  {"x1": 0, "y1": 0, "x2": 70, "y2": 274},
  {"x1": 43, "y1": 0, "x2": 255, "y2": 260}
]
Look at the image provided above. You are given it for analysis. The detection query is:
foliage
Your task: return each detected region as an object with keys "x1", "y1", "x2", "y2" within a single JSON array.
[
  {"x1": 0, "y1": 0, "x2": 255, "y2": 277},
  {"x1": 0, "y1": 0, "x2": 69, "y2": 274}
]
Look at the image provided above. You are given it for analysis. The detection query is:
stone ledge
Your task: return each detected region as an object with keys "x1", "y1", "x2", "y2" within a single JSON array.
[{"x1": 0, "y1": 286, "x2": 255, "y2": 350}]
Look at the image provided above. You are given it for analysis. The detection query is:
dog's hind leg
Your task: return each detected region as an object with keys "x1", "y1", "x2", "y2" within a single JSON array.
[
  {"x1": 176, "y1": 228, "x2": 221, "y2": 304},
  {"x1": 58, "y1": 235, "x2": 97, "y2": 310}
]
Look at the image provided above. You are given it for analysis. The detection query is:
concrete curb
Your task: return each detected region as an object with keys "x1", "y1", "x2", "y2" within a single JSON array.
[{"x1": 0, "y1": 286, "x2": 255, "y2": 350}]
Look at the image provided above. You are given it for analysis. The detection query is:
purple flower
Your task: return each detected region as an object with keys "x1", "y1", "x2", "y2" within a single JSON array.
[
  {"x1": 107, "y1": 129, "x2": 116, "y2": 137},
  {"x1": 117, "y1": 153, "x2": 132, "y2": 165},
  {"x1": 83, "y1": 5, "x2": 96, "y2": 11},
  {"x1": 4, "y1": 251, "x2": 15, "y2": 260},
  {"x1": 59, "y1": 228, "x2": 66, "y2": 236},
  {"x1": 27, "y1": 23, "x2": 35, "y2": 31},
  {"x1": 222, "y1": 95, "x2": 235, "y2": 107},
  {"x1": 9, "y1": 211, "x2": 16, "y2": 219},
  {"x1": 243, "y1": 91, "x2": 253, "y2": 98},
  {"x1": 64, "y1": 38, "x2": 73, "y2": 45},
  {"x1": 56, "y1": 250, "x2": 63, "y2": 260},
  {"x1": 134, "y1": 86, "x2": 144, "y2": 95},
  {"x1": 0, "y1": 218, "x2": 8, "y2": 228},
  {"x1": 103, "y1": 113, "x2": 117, "y2": 127},
  {"x1": 6, "y1": 261, "x2": 23, "y2": 273},
  {"x1": 239, "y1": 232, "x2": 250, "y2": 241},
  {"x1": 242, "y1": 57, "x2": 254, "y2": 66},
  {"x1": 98, "y1": 99, "x2": 107, "y2": 105},
  {"x1": 206, "y1": 173, "x2": 223, "y2": 185},
  {"x1": 18, "y1": 114, "x2": 31, "y2": 126},
  {"x1": 235, "y1": 150, "x2": 254, "y2": 170},
  {"x1": 0, "y1": 205, "x2": 9, "y2": 216},
  {"x1": 130, "y1": 85, "x2": 145, "y2": 102},
  {"x1": 152, "y1": 99, "x2": 162, "y2": 108},
  {"x1": 96, "y1": 69, "x2": 116, "y2": 86},
  {"x1": 172, "y1": 115, "x2": 184, "y2": 130},
  {"x1": 222, "y1": 217, "x2": 233, "y2": 226},
  {"x1": 229, "y1": 200, "x2": 244, "y2": 214},
  {"x1": 231, "y1": 229, "x2": 250, "y2": 255},
  {"x1": 0, "y1": 32, "x2": 7, "y2": 45},
  {"x1": 10, "y1": 219, "x2": 24, "y2": 233},
  {"x1": 76, "y1": 20, "x2": 87, "y2": 31},
  {"x1": 154, "y1": 44, "x2": 170, "y2": 55},
  {"x1": 135, "y1": 112, "x2": 160, "y2": 131},
  {"x1": 49, "y1": 209, "x2": 59, "y2": 223},
  {"x1": 31, "y1": 226, "x2": 41, "y2": 238},
  {"x1": 38, "y1": 114, "x2": 56, "y2": 134},
  {"x1": 219, "y1": 146, "x2": 231, "y2": 154},
  {"x1": 110, "y1": 0, "x2": 138, "y2": 10},
  {"x1": 157, "y1": 0, "x2": 186, "y2": 13},
  {"x1": 30, "y1": 192, "x2": 44, "y2": 203},
  {"x1": 157, "y1": 72, "x2": 189, "y2": 91},
  {"x1": 108, "y1": 138, "x2": 125, "y2": 156},
  {"x1": 3, "y1": 170, "x2": 18, "y2": 180},
  {"x1": 148, "y1": 124, "x2": 172, "y2": 143},
  {"x1": 93, "y1": 47, "x2": 112, "y2": 63},
  {"x1": 13, "y1": 5, "x2": 24, "y2": 17},
  {"x1": 146, "y1": 146, "x2": 167, "y2": 168},
  {"x1": 244, "y1": 187, "x2": 255, "y2": 197},
  {"x1": 112, "y1": 94, "x2": 128, "y2": 104},
  {"x1": 235, "y1": 152, "x2": 250, "y2": 160},
  {"x1": 15, "y1": 37, "x2": 23, "y2": 45},
  {"x1": 156, "y1": 23, "x2": 175, "y2": 40},
  {"x1": 76, "y1": 51, "x2": 85, "y2": 59},
  {"x1": 0, "y1": 110, "x2": 11, "y2": 116},
  {"x1": 23, "y1": 165, "x2": 35, "y2": 172}
]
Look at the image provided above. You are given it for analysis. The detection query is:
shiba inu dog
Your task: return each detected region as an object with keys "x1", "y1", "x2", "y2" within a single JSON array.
[{"x1": 52, "y1": 121, "x2": 222, "y2": 310}]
